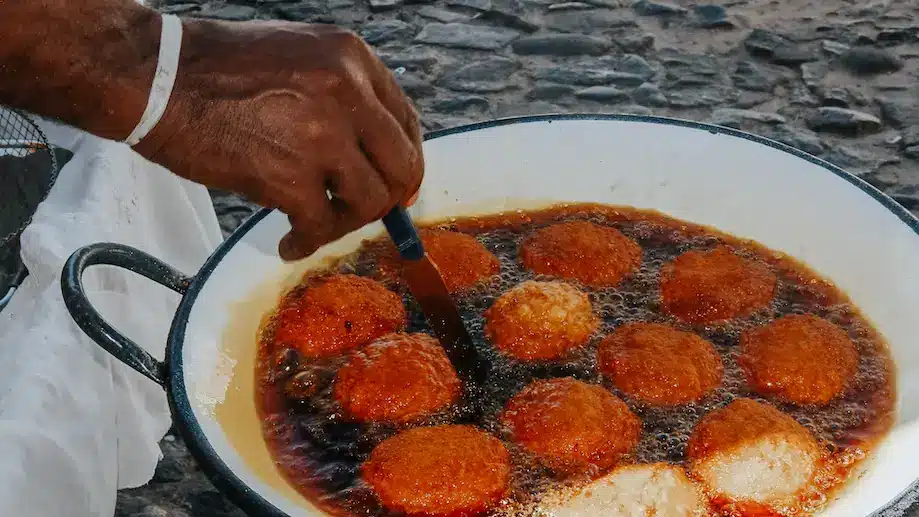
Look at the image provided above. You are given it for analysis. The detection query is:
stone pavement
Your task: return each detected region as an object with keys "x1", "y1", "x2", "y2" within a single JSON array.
[{"x1": 117, "y1": 0, "x2": 919, "y2": 514}]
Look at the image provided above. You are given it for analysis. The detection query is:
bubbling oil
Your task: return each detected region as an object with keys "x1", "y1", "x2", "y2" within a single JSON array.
[{"x1": 255, "y1": 203, "x2": 896, "y2": 517}]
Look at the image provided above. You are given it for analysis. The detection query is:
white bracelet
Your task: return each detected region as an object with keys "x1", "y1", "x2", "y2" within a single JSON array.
[{"x1": 124, "y1": 13, "x2": 183, "y2": 147}]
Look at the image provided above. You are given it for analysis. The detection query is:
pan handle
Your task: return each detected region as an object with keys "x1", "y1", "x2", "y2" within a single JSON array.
[{"x1": 61, "y1": 243, "x2": 192, "y2": 387}]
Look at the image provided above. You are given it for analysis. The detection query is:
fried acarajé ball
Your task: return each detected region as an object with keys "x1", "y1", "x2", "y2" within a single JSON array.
[
  {"x1": 740, "y1": 314, "x2": 859, "y2": 405},
  {"x1": 659, "y1": 246, "x2": 777, "y2": 324},
  {"x1": 334, "y1": 332, "x2": 461, "y2": 423},
  {"x1": 687, "y1": 398, "x2": 821, "y2": 511},
  {"x1": 542, "y1": 463, "x2": 709, "y2": 517},
  {"x1": 598, "y1": 322, "x2": 723, "y2": 406},
  {"x1": 272, "y1": 274, "x2": 405, "y2": 358},
  {"x1": 519, "y1": 221, "x2": 642, "y2": 287},
  {"x1": 501, "y1": 377, "x2": 641, "y2": 474},
  {"x1": 376, "y1": 228, "x2": 500, "y2": 293},
  {"x1": 485, "y1": 280, "x2": 599, "y2": 361},
  {"x1": 363, "y1": 425, "x2": 511, "y2": 515}
]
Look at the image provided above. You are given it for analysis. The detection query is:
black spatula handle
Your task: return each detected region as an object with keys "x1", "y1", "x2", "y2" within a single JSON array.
[{"x1": 381, "y1": 206, "x2": 425, "y2": 261}]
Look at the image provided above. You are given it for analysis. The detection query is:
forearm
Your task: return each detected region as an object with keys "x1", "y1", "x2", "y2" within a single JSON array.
[{"x1": 0, "y1": 0, "x2": 161, "y2": 140}]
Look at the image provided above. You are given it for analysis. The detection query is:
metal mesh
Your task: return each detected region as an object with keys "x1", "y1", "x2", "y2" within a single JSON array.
[
  {"x1": 0, "y1": 107, "x2": 58, "y2": 247},
  {"x1": 0, "y1": 106, "x2": 59, "y2": 311}
]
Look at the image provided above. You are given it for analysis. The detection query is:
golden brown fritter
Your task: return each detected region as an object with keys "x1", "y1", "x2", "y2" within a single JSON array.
[
  {"x1": 687, "y1": 398, "x2": 821, "y2": 511},
  {"x1": 501, "y1": 377, "x2": 641, "y2": 474},
  {"x1": 485, "y1": 280, "x2": 599, "y2": 361},
  {"x1": 740, "y1": 315, "x2": 859, "y2": 405},
  {"x1": 272, "y1": 274, "x2": 406, "y2": 358},
  {"x1": 363, "y1": 425, "x2": 511, "y2": 515},
  {"x1": 598, "y1": 322, "x2": 723, "y2": 406},
  {"x1": 659, "y1": 246, "x2": 777, "y2": 324},
  {"x1": 519, "y1": 221, "x2": 642, "y2": 287},
  {"x1": 334, "y1": 333, "x2": 461, "y2": 423},
  {"x1": 376, "y1": 228, "x2": 500, "y2": 293}
]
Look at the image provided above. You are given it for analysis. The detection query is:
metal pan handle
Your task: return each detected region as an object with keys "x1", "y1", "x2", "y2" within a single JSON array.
[{"x1": 61, "y1": 243, "x2": 192, "y2": 387}]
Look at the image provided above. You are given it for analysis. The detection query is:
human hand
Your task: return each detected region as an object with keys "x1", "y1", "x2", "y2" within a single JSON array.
[{"x1": 136, "y1": 20, "x2": 423, "y2": 261}]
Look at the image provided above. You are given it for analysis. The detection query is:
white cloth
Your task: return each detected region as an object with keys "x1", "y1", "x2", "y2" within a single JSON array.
[{"x1": 0, "y1": 120, "x2": 222, "y2": 517}]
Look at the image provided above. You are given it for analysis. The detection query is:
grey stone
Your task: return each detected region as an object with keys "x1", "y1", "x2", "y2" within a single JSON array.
[
  {"x1": 575, "y1": 86, "x2": 630, "y2": 101},
  {"x1": 821, "y1": 39, "x2": 851, "y2": 56},
  {"x1": 133, "y1": 506, "x2": 169, "y2": 517},
  {"x1": 905, "y1": 146, "x2": 919, "y2": 160},
  {"x1": 744, "y1": 29, "x2": 819, "y2": 65},
  {"x1": 526, "y1": 83, "x2": 575, "y2": 100},
  {"x1": 618, "y1": 105, "x2": 654, "y2": 116},
  {"x1": 615, "y1": 29, "x2": 655, "y2": 53},
  {"x1": 432, "y1": 95, "x2": 490, "y2": 112},
  {"x1": 198, "y1": 4, "x2": 257, "y2": 20},
  {"x1": 667, "y1": 86, "x2": 735, "y2": 108},
  {"x1": 877, "y1": 26, "x2": 919, "y2": 44},
  {"x1": 632, "y1": 0, "x2": 688, "y2": 16},
  {"x1": 807, "y1": 107, "x2": 883, "y2": 135},
  {"x1": 191, "y1": 491, "x2": 243, "y2": 517},
  {"x1": 821, "y1": 145, "x2": 881, "y2": 176},
  {"x1": 732, "y1": 60, "x2": 781, "y2": 92},
  {"x1": 511, "y1": 34, "x2": 611, "y2": 56},
  {"x1": 475, "y1": 0, "x2": 540, "y2": 32},
  {"x1": 548, "y1": 2, "x2": 594, "y2": 10},
  {"x1": 273, "y1": 3, "x2": 323, "y2": 21},
  {"x1": 902, "y1": 127, "x2": 919, "y2": 147},
  {"x1": 693, "y1": 4, "x2": 733, "y2": 28},
  {"x1": 734, "y1": 91, "x2": 773, "y2": 109},
  {"x1": 360, "y1": 20, "x2": 415, "y2": 44},
  {"x1": 875, "y1": 76, "x2": 914, "y2": 91},
  {"x1": 543, "y1": 9, "x2": 636, "y2": 32},
  {"x1": 800, "y1": 61, "x2": 828, "y2": 90},
  {"x1": 533, "y1": 66, "x2": 646, "y2": 87},
  {"x1": 415, "y1": 23, "x2": 520, "y2": 49},
  {"x1": 396, "y1": 74, "x2": 436, "y2": 96},
  {"x1": 790, "y1": 84, "x2": 820, "y2": 106},
  {"x1": 840, "y1": 47, "x2": 904, "y2": 75},
  {"x1": 439, "y1": 57, "x2": 520, "y2": 92},
  {"x1": 661, "y1": 50, "x2": 719, "y2": 87},
  {"x1": 614, "y1": 54, "x2": 656, "y2": 80},
  {"x1": 378, "y1": 49, "x2": 440, "y2": 73},
  {"x1": 370, "y1": 0, "x2": 403, "y2": 11},
  {"x1": 210, "y1": 191, "x2": 259, "y2": 237},
  {"x1": 711, "y1": 108, "x2": 786, "y2": 128},
  {"x1": 152, "y1": 456, "x2": 184, "y2": 483},
  {"x1": 762, "y1": 125, "x2": 825, "y2": 155},
  {"x1": 632, "y1": 83, "x2": 668, "y2": 106},
  {"x1": 159, "y1": 3, "x2": 200, "y2": 14},
  {"x1": 878, "y1": 95, "x2": 919, "y2": 128},
  {"x1": 447, "y1": 0, "x2": 491, "y2": 9},
  {"x1": 417, "y1": 6, "x2": 470, "y2": 22}
]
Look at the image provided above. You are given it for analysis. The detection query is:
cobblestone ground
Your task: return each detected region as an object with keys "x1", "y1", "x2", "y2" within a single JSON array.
[{"x1": 117, "y1": 0, "x2": 919, "y2": 514}]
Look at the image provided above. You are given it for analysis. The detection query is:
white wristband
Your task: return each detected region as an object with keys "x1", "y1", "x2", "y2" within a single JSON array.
[{"x1": 124, "y1": 13, "x2": 183, "y2": 147}]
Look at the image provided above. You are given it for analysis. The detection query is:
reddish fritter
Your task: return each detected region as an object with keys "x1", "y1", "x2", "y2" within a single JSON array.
[
  {"x1": 272, "y1": 274, "x2": 406, "y2": 358},
  {"x1": 598, "y1": 322, "x2": 723, "y2": 406},
  {"x1": 740, "y1": 315, "x2": 859, "y2": 405},
  {"x1": 687, "y1": 398, "x2": 821, "y2": 511},
  {"x1": 334, "y1": 332, "x2": 461, "y2": 423},
  {"x1": 501, "y1": 377, "x2": 641, "y2": 474},
  {"x1": 659, "y1": 246, "x2": 777, "y2": 324},
  {"x1": 377, "y1": 228, "x2": 500, "y2": 293},
  {"x1": 519, "y1": 221, "x2": 642, "y2": 287},
  {"x1": 363, "y1": 425, "x2": 511, "y2": 515},
  {"x1": 485, "y1": 280, "x2": 599, "y2": 361}
]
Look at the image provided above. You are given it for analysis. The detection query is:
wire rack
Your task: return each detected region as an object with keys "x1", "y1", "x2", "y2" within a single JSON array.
[
  {"x1": 0, "y1": 107, "x2": 58, "y2": 246},
  {"x1": 0, "y1": 106, "x2": 59, "y2": 311}
]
